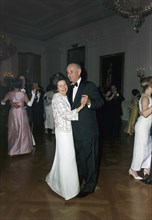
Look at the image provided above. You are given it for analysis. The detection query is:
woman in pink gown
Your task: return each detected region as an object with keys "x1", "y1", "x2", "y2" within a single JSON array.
[{"x1": 1, "y1": 78, "x2": 36, "y2": 156}]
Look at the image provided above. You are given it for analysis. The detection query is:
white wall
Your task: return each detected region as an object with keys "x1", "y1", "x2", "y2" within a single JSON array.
[{"x1": 45, "y1": 14, "x2": 152, "y2": 119}]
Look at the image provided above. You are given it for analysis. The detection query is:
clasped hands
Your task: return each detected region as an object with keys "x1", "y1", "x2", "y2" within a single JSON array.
[
  {"x1": 80, "y1": 95, "x2": 91, "y2": 107},
  {"x1": 11, "y1": 102, "x2": 20, "y2": 108}
]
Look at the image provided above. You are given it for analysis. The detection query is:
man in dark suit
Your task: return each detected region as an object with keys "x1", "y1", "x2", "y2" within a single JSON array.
[
  {"x1": 18, "y1": 75, "x2": 33, "y2": 127},
  {"x1": 141, "y1": 164, "x2": 152, "y2": 184},
  {"x1": 67, "y1": 63, "x2": 104, "y2": 197}
]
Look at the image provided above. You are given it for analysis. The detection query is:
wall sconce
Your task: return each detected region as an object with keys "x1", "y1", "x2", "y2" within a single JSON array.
[{"x1": 3, "y1": 72, "x2": 16, "y2": 79}]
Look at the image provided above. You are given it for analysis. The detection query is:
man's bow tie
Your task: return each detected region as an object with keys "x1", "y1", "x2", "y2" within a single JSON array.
[{"x1": 71, "y1": 82, "x2": 78, "y2": 87}]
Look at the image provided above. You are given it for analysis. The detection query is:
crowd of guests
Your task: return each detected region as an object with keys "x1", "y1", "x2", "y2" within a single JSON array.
[{"x1": 0, "y1": 64, "x2": 152, "y2": 201}]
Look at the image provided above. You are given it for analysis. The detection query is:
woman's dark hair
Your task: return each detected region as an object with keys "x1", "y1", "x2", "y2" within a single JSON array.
[
  {"x1": 132, "y1": 89, "x2": 140, "y2": 99},
  {"x1": 52, "y1": 72, "x2": 70, "y2": 93},
  {"x1": 12, "y1": 78, "x2": 23, "y2": 89},
  {"x1": 132, "y1": 89, "x2": 140, "y2": 96}
]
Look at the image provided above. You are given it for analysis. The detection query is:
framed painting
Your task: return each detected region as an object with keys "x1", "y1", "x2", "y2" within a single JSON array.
[
  {"x1": 18, "y1": 52, "x2": 41, "y2": 84},
  {"x1": 100, "y1": 52, "x2": 124, "y2": 92},
  {"x1": 67, "y1": 46, "x2": 85, "y2": 69}
]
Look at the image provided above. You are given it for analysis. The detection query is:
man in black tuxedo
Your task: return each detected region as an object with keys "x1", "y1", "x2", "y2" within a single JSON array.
[
  {"x1": 67, "y1": 63, "x2": 104, "y2": 197},
  {"x1": 18, "y1": 75, "x2": 33, "y2": 127}
]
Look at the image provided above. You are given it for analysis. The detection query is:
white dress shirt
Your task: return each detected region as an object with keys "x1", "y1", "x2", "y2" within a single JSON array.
[{"x1": 72, "y1": 78, "x2": 81, "y2": 102}]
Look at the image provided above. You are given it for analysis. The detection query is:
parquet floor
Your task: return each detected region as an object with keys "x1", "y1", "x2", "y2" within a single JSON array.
[{"x1": 0, "y1": 119, "x2": 152, "y2": 220}]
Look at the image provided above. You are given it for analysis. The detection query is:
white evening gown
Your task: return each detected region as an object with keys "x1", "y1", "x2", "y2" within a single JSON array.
[
  {"x1": 46, "y1": 93, "x2": 80, "y2": 200},
  {"x1": 44, "y1": 91, "x2": 54, "y2": 130},
  {"x1": 131, "y1": 95, "x2": 152, "y2": 171}
]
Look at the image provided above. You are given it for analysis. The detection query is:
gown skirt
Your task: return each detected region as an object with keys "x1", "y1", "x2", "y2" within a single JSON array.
[
  {"x1": 131, "y1": 115, "x2": 152, "y2": 171},
  {"x1": 46, "y1": 127, "x2": 80, "y2": 200}
]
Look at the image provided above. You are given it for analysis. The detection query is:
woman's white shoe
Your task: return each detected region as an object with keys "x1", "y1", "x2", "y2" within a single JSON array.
[{"x1": 129, "y1": 169, "x2": 143, "y2": 180}]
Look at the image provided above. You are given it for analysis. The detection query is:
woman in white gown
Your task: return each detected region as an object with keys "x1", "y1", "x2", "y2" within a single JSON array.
[
  {"x1": 44, "y1": 90, "x2": 55, "y2": 134},
  {"x1": 46, "y1": 73, "x2": 85, "y2": 200},
  {"x1": 129, "y1": 76, "x2": 152, "y2": 179}
]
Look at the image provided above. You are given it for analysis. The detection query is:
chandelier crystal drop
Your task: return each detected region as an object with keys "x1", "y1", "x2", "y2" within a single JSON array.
[{"x1": 102, "y1": 0, "x2": 152, "y2": 32}]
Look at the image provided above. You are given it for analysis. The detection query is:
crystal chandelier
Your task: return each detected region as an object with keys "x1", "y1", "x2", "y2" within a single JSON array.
[
  {"x1": 102, "y1": 0, "x2": 152, "y2": 32},
  {"x1": 0, "y1": 30, "x2": 16, "y2": 63}
]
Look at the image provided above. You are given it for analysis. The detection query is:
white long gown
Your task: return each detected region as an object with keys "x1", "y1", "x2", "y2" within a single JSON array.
[
  {"x1": 131, "y1": 95, "x2": 152, "y2": 171},
  {"x1": 46, "y1": 93, "x2": 80, "y2": 200},
  {"x1": 44, "y1": 91, "x2": 54, "y2": 130}
]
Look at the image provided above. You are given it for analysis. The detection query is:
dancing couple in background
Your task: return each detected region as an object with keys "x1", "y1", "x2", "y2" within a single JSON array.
[{"x1": 1, "y1": 78, "x2": 36, "y2": 156}]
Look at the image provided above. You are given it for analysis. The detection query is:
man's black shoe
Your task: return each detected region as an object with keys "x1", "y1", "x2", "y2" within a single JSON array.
[
  {"x1": 77, "y1": 191, "x2": 92, "y2": 198},
  {"x1": 141, "y1": 177, "x2": 152, "y2": 184}
]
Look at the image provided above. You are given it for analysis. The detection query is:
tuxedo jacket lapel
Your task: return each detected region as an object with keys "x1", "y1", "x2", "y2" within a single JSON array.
[{"x1": 68, "y1": 85, "x2": 73, "y2": 106}]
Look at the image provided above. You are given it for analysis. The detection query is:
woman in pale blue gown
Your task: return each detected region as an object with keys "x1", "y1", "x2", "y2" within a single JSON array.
[
  {"x1": 45, "y1": 73, "x2": 86, "y2": 200},
  {"x1": 129, "y1": 76, "x2": 152, "y2": 179}
]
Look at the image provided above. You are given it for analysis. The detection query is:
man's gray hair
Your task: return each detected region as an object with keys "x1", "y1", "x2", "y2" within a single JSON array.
[{"x1": 68, "y1": 63, "x2": 81, "y2": 70}]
